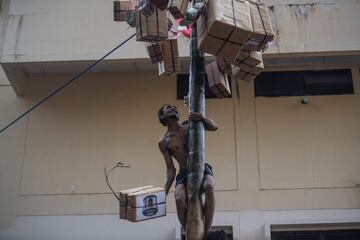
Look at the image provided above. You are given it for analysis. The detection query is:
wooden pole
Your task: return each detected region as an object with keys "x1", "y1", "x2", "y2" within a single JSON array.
[{"x1": 186, "y1": 21, "x2": 206, "y2": 240}]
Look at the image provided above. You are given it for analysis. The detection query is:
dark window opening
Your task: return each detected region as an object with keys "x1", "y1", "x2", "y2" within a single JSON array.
[
  {"x1": 181, "y1": 226, "x2": 233, "y2": 240},
  {"x1": 272, "y1": 229, "x2": 360, "y2": 240},
  {"x1": 255, "y1": 69, "x2": 354, "y2": 97},
  {"x1": 177, "y1": 74, "x2": 232, "y2": 99}
]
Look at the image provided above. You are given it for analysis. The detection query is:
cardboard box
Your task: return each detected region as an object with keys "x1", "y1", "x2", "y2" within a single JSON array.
[
  {"x1": 113, "y1": 1, "x2": 131, "y2": 21},
  {"x1": 233, "y1": 60, "x2": 264, "y2": 81},
  {"x1": 158, "y1": 39, "x2": 180, "y2": 76},
  {"x1": 119, "y1": 185, "x2": 155, "y2": 219},
  {"x1": 233, "y1": 50, "x2": 262, "y2": 71},
  {"x1": 216, "y1": 57, "x2": 232, "y2": 75},
  {"x1": 168, "y1": 0, "x2": 189, "y2": 19},
  {"x1": 149, "y1": 0, "x2": 169, "y2": 10},
  {"x1": 206, "y1": 61, "x2": 231, "y2": 99},
  {"x1": 146, "y1": 43, "x2": 163, "y2": 64},
  {"x1": 198, "y1": 0, "x2": 253, "y2": 63},
  {"x1": 243, "y1": 0, "x2": 274, "y2": 51},
  {"x1": 136, "y1": 8, "x2": 168, "y2": 42},
  {"x1": 126, "y1": 187, "x2": 166, "y2": 222}
]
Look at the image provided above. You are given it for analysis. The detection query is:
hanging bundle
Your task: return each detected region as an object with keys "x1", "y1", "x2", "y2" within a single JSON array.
[
  {"x1": 197, "y1": 0, "x2": 253, "y2": 63},
  {"x1": 138, "y1": 0, "x2": 155, "y2": 17},
  {"x1": 206, "y1": 61, "x2": 231, "y2": 99}
]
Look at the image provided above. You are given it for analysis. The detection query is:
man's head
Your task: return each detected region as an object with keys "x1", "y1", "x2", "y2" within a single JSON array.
[{"x1": 158, "y1": 104, "x2": 180, "y2": 126}]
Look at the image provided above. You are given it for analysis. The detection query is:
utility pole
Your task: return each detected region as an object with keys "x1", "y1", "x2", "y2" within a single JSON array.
[{"x1": 186, "y1": 21, "x2": 206, "y2": 240}]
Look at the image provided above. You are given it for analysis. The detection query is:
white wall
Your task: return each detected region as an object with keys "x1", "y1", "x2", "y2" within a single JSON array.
[
  {"x1": 0, "y1": 0, "x2": 360, "y2": 64},
  {"x1": 2, "y1": 209, "x2": 359, "y2": 240},
  {"x1": 0, "y1": 66, "x2": 10, "y2": 85}
]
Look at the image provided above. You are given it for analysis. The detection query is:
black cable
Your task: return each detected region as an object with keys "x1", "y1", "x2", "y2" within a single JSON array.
[{"x1": 0, "y1": 33, "x2": 136, "y2": 134}]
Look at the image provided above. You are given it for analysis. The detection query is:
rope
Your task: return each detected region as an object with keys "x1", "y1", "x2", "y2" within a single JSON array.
[
  {"x1": 104, "y1": 162, "x2": 131, "y2": 201},
  {"x1": 0, "y1": 33, "x2": 136, "y2": 134}
]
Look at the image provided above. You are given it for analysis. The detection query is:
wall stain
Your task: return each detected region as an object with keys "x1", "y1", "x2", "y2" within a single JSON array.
[
  {"x1": 268, "y1": 5, "x2": 280, "y2": 49},
  {"x1": 15, "y1": 15, "x2": 23, "y2": 59}
]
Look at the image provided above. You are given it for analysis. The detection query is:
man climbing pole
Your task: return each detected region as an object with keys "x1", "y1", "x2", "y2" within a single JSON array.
[{"x1": 158, "y1": 104, "x2": 217, "y2": 237}]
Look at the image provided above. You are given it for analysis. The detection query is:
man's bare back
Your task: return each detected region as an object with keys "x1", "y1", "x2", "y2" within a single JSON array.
[{"x1": 158, "y1": 104, "x2": 217, "y2": 236}]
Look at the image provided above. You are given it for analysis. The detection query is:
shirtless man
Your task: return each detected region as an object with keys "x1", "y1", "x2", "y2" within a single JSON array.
[{"x1": 158, "y1": 104, "x2": 218, "y2": 235}]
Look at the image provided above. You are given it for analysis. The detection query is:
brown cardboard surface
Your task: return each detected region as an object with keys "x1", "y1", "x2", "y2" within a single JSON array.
[
  {"x1": 150, "y1": 0, "x2": 169, "y2": 10},
  {"x1": 243, "y1": 0, "x2": 275, "y2": 51},
  {"x1": 206, "y1": 62, "x2": 231, "y2": 98},
  {"x1": 158, "y1": 39, "x2": 180, "y2": 76},
  {"x1": 233, "y1": 59, "x2": 264, "y2": 81},
  {"x1": 198, "y1": 0, "x2": 253, "y2": 62},
  {"x1": 168, "y1": 0, "x2": 189, "y2": 19},
  {"x1": 136, "y1": 8, "x2": 168, "y2": 42},
  {"x1": 113, "y1": 1, "x2": 131, "y2": 21},
  {"x1": 216, "y1": 57, "x2": 232, "y2": 75},
  {"x1": 119, "y1": 185, "x2": 154, "y2": 219},
  {"x1": 146, "y1": 43, "x2": 163, "y2": 63},
  {"x1": 233, "y1": 50, "x2": 262, "y2": 71}
]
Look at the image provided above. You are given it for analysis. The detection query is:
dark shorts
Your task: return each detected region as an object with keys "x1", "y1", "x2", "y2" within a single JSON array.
[{"x1": 175, "y1": 163, "x2": 214, "y2": 187}]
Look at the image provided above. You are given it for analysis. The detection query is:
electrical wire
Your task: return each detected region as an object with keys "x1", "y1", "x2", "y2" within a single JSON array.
[{"x1": 0, "y1": 33, "x2": 136, "y2": 134}]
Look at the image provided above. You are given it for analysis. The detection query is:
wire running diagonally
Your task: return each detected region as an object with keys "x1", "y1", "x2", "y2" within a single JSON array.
[{"x1": 0, "y1": 33, "x2": 136, "y2": 134}]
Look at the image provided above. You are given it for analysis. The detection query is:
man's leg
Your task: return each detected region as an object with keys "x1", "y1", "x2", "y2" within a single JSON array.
[
  {"x1": 175, "y1": 183, "x2": 187, "y2": 230},
  {"x1": 203, "y1": 174, "x2": 215, "y2": 234}
]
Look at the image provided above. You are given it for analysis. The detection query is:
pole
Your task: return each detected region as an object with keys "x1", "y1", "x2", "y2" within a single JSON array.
[{"x1": 186, "y1": 21, "x2": 206, "y2": 240}]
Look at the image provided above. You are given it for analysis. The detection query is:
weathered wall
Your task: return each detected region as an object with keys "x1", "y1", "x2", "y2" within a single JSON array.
[
  {"x1": 0, "y1": 0, "x2": 360, "y2": 64},
  {"x1": 1, "y1": 0, "x2": 360, "y2": 238},
  {"x1": 1, "y1": 67, "x2": 360, "y2": 238}
]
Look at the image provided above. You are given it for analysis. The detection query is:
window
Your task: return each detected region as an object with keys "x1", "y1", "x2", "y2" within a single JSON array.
[
  {"x1": 272, "y1": 229, "x2": 360, "y2": 240},
  {"x1": 254, "y1": 69, "x2": 354, "y2": 97},
  {"x1": 180, "y1": 226, "x2": 233, "y2": 240},
  {"x1": 177, "y1": 74, "x2": 232, "y2": 99}
]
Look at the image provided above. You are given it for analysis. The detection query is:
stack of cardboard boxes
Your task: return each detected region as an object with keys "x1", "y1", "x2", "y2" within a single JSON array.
[{"x1": 113, "y1": 0, "x2": 275, "y2": 98}]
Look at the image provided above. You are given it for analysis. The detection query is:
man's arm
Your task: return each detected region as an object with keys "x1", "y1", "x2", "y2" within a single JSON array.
[
  {"x1": 158, "y1": 140, "x2": 176, "y2": 196},
  {"x1": 188, "y1": 112, "x2": 218, "y2": 131}
]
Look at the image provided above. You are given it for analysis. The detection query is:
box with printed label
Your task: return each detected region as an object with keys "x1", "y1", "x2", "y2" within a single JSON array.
[
  {"x1": 119, "y1": 185, "x2": 155, "y2": 219},
  {"x1": 126, "y1": 187, "x2": 166, "y2": 222}
]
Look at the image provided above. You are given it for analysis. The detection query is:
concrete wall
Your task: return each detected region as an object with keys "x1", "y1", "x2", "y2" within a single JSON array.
[
  {"x1": 4, "y1": 209, "x2": 360, "y2": 240},
  {"x1": 1, "y1": 0, "x2": 360, "y2": 239},
  {"x1": 0, "y1": 67, "x2": 360, "y2": 239},
  {"x1": 1, "y1": 0, "x2": 360, "y2": 64}
]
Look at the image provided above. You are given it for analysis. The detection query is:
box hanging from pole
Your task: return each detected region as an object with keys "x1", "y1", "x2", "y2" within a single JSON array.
[
  {"x1": 233, "y1": 60, "x2": 264, "y2": 82},
  {"x1": 198, "y1": 0, "x2": 253, "y2": 63},
  {"x1": 149, "y1": 0, "x2": 169, "y2": 10},
  {"x1": 233, "y1": 50, "x2": 262, "y2": 70},
  {"x1": 119, "y1": 185, "x2": 155, "y2": 219},
  {"x1": 146, "y1": 43, "x2": 164, "y2": 64},
  {"x1": 113, "y1": 1, "x2": 131, "y2": 21},
  {"x1": 119, "y1": 186, "x2": 166, "y2": 222},
  {"x1": 206, "y1": 61, "x2": 231, "y2": 99},
  {"x1": 168, "y1": 0, "x2": 189, "y2": 19},
  {"x1": 243, "y1": 0, "x2": 275, "y2": 51},
  {"x1": 158, "y1": 39, "x2": 180, "y2": 76},
  {"x1": 216, "y1": 57, "x2": 232, "y2": 75},
  {"x1": 136, "y1": 8, "x2": 168, "y2": 42}
]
